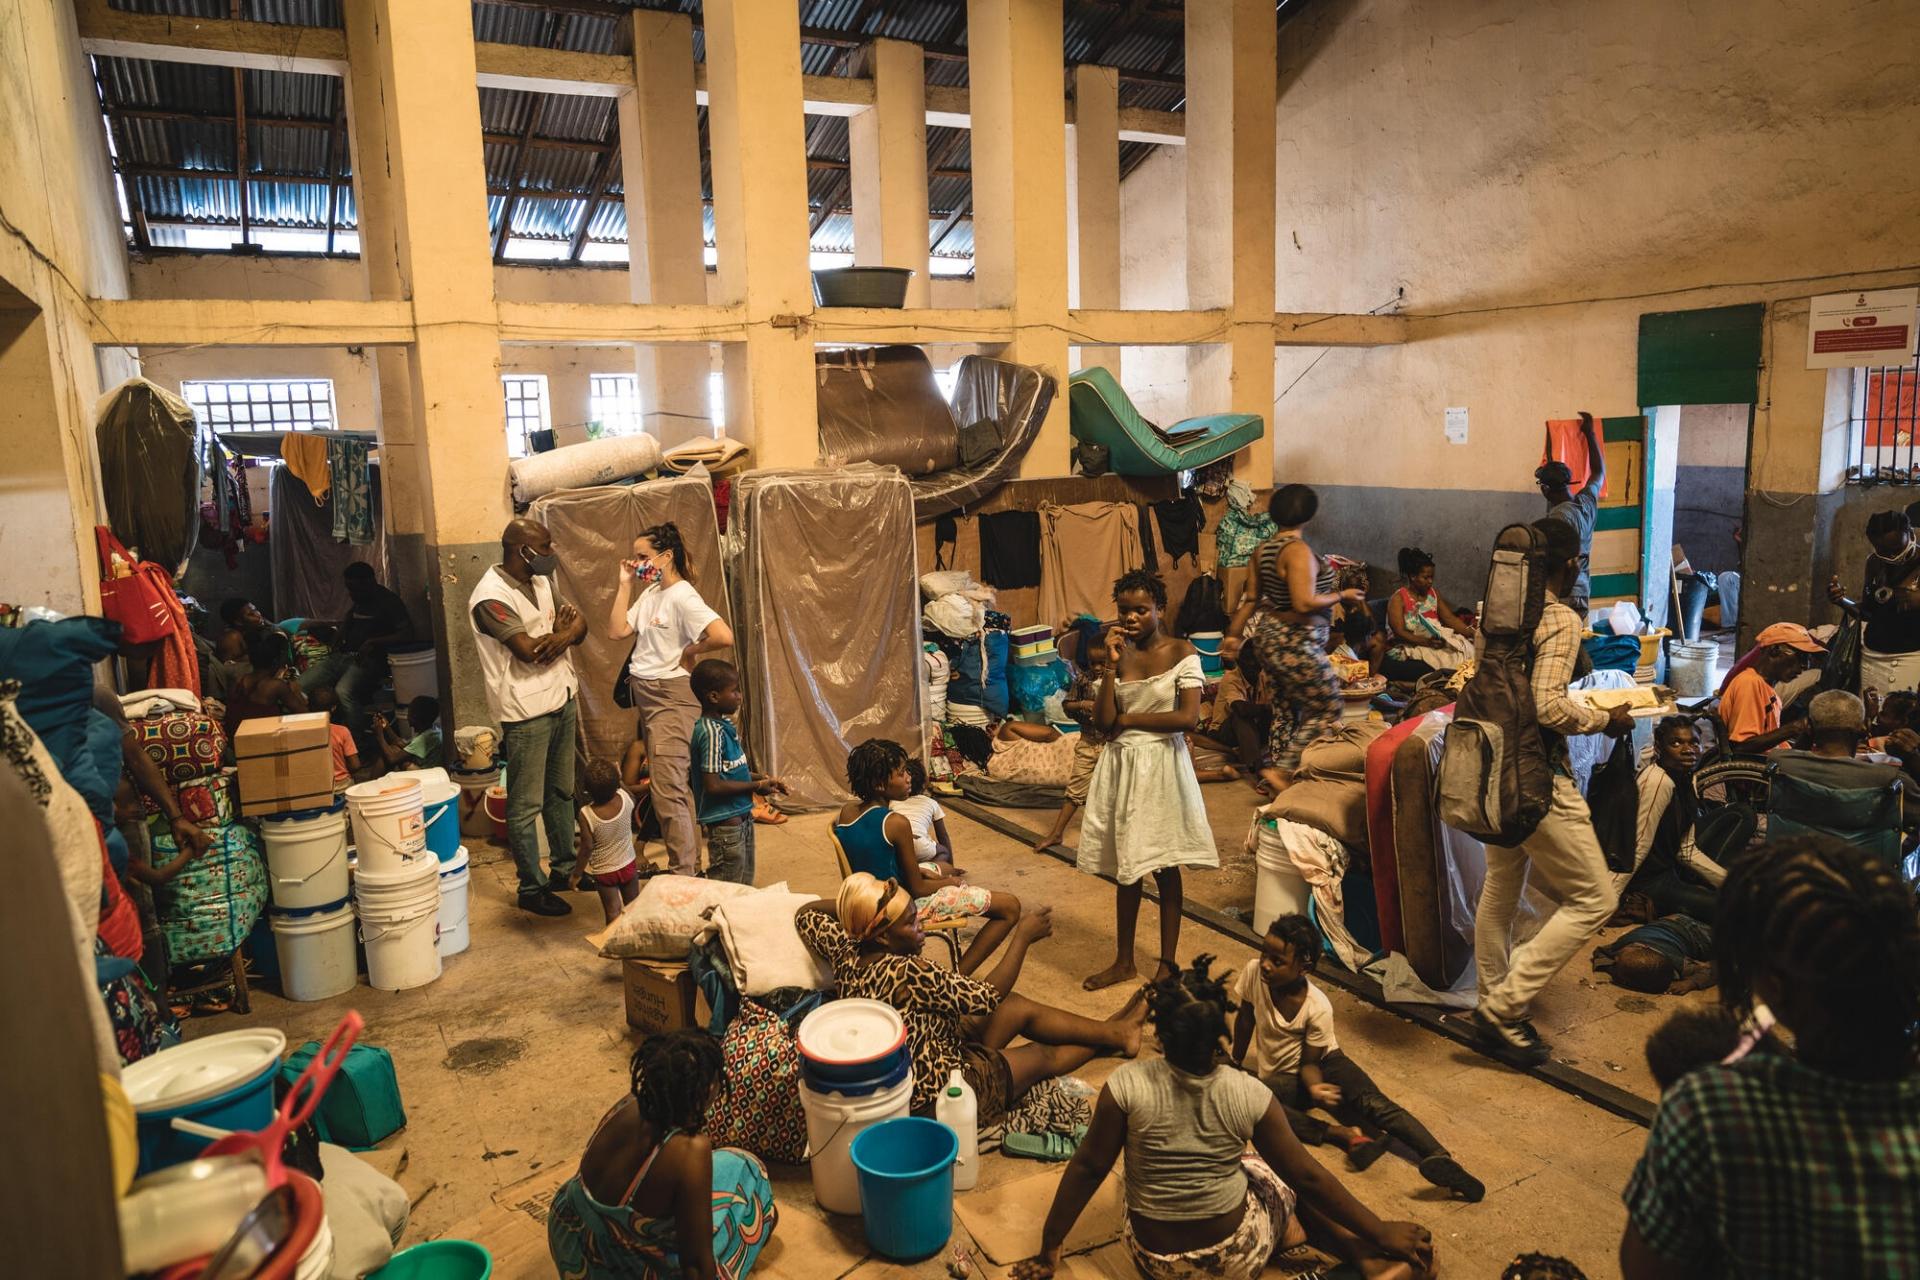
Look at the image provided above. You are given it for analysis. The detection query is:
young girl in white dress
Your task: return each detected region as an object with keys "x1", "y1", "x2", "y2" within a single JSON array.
[{"x1": 1079, "y1": 570, "x2": 1220, "y2": 992}]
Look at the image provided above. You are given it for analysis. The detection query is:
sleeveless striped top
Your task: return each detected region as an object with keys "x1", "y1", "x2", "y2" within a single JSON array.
[{"x1": 1254, "y1": 533, "x2": 1336, "y2": 612}]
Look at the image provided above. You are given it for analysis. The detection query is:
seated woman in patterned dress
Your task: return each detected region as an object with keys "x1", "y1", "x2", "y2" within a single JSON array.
[
  {"x1": 797, "y1": 873, "x2": 1148, "y2": 1128},
  {"x1": 834, "y1": 737, "x2": 1023, "y2": 975},
  {"x1": 549, "y1": 1029, "x2": 776, "y2": 1280}
]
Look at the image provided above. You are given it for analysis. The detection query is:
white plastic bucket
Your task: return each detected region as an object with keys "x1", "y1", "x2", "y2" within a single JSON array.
[
  {"x1": 260, "y1": 804, "x2": 350, "y2": 911},
  {"x1": 295, "y1": 1213, "x2": 333, "y2": 1280},
  {"x1": 356, "y1": 860, "x2": 442, "y2": 991},
  {"x1": 1252, "y1": 822, "x2": 1313, "y2": 936},
  {"x1": 345, "y1": 777, "x2": 427, "y2": 875},
  {"x1": 437, "y1": 847, "x2": 471, "y2": 958},
  {"x1": 388, "y1": 644, "x2": 438, "y2": 707},
  {"x1": 270, "y1": 901, "x2": 357, "y2": 1002},
  {"x1": 800, "y1": 1071, "x2": 914, "y2": 1216},
  {"x1": 1668, "y1": 641, "x2": 1719, "y2": 699}
]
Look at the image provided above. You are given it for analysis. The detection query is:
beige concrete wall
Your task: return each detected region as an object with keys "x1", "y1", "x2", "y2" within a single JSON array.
[
  {"x1": 1116, "y1": 144, "x2": 1191, "y2": 427},
  {"x1": 1115, "y1": 0, "x2": 1919, "y2": 501},
  {"x1": 0, "y1": 0, "x2": 136, "y2": 613}
]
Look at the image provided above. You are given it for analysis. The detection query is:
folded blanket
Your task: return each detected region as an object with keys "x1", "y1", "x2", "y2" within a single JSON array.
[
  {"x1": 121, "y1": 688, "x2": 201, "y2": 718},
  {"x1": 704, "y1": 889, "x2": 832, "y2": 997}
]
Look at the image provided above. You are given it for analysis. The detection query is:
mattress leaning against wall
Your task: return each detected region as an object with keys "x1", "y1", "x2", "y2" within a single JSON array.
[
  {"x1": 729, "y1": 466, "x2": 924, "y2": 810},
  {"x1": 529, "y1": 474, "x2": 731, "y2": 766}
]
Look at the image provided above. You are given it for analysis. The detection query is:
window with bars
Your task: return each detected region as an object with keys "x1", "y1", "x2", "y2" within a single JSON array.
[
  {"x1": 182, "y1": 379, "x2": 339, "y2": 432},
  {"x1": 1846, "y1": 342, "x2": 1920, "y2": 484},
  {"x1": 589, "y1": 373, "x2": 642, "y2": 436},
  {"x1": 502, "y1": 375, "x2": 551, "y2": 459}
]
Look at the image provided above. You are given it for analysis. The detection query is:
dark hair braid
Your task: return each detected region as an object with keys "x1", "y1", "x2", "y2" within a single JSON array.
[
  {"x1": 641, "y1": 521, "x2": 693, "y2": 579},
  {"x1": 1716, "y1": 835, "x2": 1920, "y2": 1070},
  {"x1": 846, "y1": 738, "x2": 908, "y2": 802},
  {"x1": 628, "y1": 1028, "x2": 727, "y2": 1133},
  {"x1": 1145, "y1": 954, "x2": 1236, "y2": 1075}
]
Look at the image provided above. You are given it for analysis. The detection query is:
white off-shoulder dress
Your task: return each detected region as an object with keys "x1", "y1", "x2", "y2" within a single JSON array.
[{"x1": 1077, "y1": 653, "x2": 1220, "y2": 885}]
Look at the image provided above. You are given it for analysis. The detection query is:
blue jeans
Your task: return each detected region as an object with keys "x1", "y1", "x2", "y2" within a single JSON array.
[
  {"x1": 296, "y1": 650, "x2": 381, "y2": 740},
  {"x1": 705, "y1": 817, "x2": 755, "y2": 885},
  {"x1": 500, "y1": 697, "x2": 578, "y2": 895}
]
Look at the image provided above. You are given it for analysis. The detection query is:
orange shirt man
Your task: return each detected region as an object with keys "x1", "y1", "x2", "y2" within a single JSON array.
[{"x1": 1721, "y1": 623, "x2": 1825, "y2": 752}]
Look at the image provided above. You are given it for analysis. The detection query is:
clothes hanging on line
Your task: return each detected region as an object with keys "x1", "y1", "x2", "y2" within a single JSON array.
[
  {"x1": 1153, "y1": 493, "x2": 1206, "y2": 568},
  {"x1": 978, "y1": 510, "x2": 1042, "y2": 590},
  {"x1": 1037, "y1": 502, "x2": 1145, "y2": 626},
  {"x1": 328, "y1": 439, "x2": 374, "y2": 545},
  {"x1": 1541, "y1": 418, "x2": 1609, "y2": 498},
  {"x1": 1135, "y1": 504, "x2": 1158, "y2": 573},
  {"x1": 280, "y1": 433, "x2": 332, "y2": 504}
]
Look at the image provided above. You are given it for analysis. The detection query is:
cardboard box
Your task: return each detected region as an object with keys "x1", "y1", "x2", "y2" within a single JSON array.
[
  {"x1": 233, "y1": 712, "x2": 335, "y2": 817},
  {"x1": 622, "y1": 959, "x2": 705, "y2": 1036}
]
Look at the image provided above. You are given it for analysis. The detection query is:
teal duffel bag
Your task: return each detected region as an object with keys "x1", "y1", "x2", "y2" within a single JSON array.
[{"x1": 281, "y1": 1042, "x2": 406, "y2": 1148}]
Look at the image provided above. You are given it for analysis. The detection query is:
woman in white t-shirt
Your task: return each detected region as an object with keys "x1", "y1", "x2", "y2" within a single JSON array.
[{"x1": 608, "y1": 522, "x2": 734, "y2": 876}]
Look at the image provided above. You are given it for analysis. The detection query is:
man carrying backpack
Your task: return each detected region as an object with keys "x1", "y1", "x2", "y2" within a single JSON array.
[{"x1": 1472, "y1": 518, "x2": 1635, "y2": 1064}]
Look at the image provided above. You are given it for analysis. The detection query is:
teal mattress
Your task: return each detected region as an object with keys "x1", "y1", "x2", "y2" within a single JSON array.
[{"x1": 1067, "y1": 368, "x2": 1265, "y2": 476}]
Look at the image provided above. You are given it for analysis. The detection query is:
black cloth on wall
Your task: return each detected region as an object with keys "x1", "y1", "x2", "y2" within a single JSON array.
[
  {"x1": 978, "y1": 510, "x2": 1042, "y2": 590},
  {"x1": 1136, "y1": 504, "x2": 1158, "y2": 573},
  {"x1": 1153, "y1": 494, "x2": 1205, "y2": 568},
  {"x1": 933, "y1": 512, "x2": 958, "y2": 570}
]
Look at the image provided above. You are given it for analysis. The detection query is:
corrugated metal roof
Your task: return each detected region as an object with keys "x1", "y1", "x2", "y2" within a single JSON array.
[{"x1": 97, "y1": 0, "x2": 1215, "y2": 260}]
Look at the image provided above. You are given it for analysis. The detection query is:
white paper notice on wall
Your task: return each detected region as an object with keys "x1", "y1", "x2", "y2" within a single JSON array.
[
  {"x1": 1807, "y1": 288, "x2": 1918, "y2": 369},
  {"x1": 1445, "y1": 407, "x2": 1469, "y2": 444}
]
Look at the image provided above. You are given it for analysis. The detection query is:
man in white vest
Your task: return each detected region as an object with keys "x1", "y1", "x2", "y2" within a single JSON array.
[{"x1": 469, "y1": 518, "x2": 588, "y2": 916}]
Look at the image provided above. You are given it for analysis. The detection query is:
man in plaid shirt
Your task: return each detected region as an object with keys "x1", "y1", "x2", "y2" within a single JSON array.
[
  {"x1": 1620, "y1": 836, "x2": 1920, "y2": 1277},
  {"x1": 1471, "y1": 518, "x2": 1635, "y2": 1064}
]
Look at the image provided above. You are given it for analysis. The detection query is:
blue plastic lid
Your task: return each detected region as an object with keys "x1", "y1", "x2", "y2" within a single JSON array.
[
  {"x1": 269, "y1": 895, "x2": 351, "y2": 919},
  {"x1": 261, "y1": 797, "x2": 348, "y2": 821}
]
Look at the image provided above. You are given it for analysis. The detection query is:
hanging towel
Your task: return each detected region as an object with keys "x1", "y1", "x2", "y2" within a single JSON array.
[
  {"x1": 1540, "y1": 418, "x2": 1609, "y2": 498},
  {"x1": 1248, "y1": 815, "x2": 1372, "y2": 972},
  {"x1": 1037, "y1": 502, "x2": 1145, "y2": 626},
  {"x1": 280, "y1": 433, "x2": 332, "y2": 504},
  {"x1": 328, "y1": 439, "x2": 373, "y2": 545},
  {"x1": 978, "y1": 510, "x2": 1042, "y2": 590},
  {"x1": 1135, "y1": 503, "x2": 1158, "y2": 573},
  {"x1": 1152, "y1": 493, "x2": 1206, "y2": 568}
]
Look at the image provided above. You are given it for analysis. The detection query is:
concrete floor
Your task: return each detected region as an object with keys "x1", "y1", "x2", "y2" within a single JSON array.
[{"x1": 193, "y1": 807, "x2": 1649, "y2": 1279}]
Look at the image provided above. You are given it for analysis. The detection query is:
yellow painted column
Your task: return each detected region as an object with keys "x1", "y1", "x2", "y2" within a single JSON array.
[
  {"x1": 703, "y1": 0, "x2": 816, "y2": 468},
  {"x1": 619, "y1": 9, "x2": 712, "y2": 447},
  {"x1": 969, "y1": 0, "x2": 1071, "y2": 477},
  {"x1": 361, "y1": 0, "x2": 509, "y2": 725},
  {"x1": 1071, "y1": 63, "x2": 1122, "y2": 379},
  {"x1": 1187, "y1": 0, "x2": 1277, "y2": 487},
  {"x1": 849, "y1": 37, "x2": 930, "y2": 308}
]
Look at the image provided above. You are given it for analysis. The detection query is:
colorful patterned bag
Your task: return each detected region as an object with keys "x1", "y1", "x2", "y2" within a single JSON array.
[
  {"x1": 134, "y1": 711, "x2": 228, "y2": 783},
  {"x1": 704, "y1": 999, "x2": 810, "y2": 1164},
  {"x1": 153, "y1": 820, "x2": 267, "y2": 964},
  {"x1": 140, "y1": 765, "x2": 236, "y2": 826}
]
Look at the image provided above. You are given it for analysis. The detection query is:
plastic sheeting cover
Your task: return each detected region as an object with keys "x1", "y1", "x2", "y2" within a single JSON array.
[
  {"x1": 729, "y1": 466, "x2": 924, "y2": 810},
  {"x1": 914, "y1": 355, "x2": 1055, "y2": 522},
  {"x1": 96, "y1": 377, "x2": 203, "y2": 574},
  {"x1": 268, "y1": 464, "x2": 388, "y2": 623},
  {"x1": 816, "y1": 346, "x2": 957, "y2": 476},
  {"x1": 529, "y1": 475, "x2": 730, "y2": 766}
]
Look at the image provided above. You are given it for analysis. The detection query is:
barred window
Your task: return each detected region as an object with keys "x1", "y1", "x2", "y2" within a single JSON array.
[
  {"x1": 1846, "y1": 341, "x2": 1920, "y2": 484},
  {"x1": 502, "y1": 374, "x2": 551, "y2": 459},
  {"x1": 182, "y1": 379, "x2": 338, "y2": 432}
]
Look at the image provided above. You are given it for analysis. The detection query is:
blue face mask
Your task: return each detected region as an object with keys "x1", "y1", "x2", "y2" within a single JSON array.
[{"x1": 521, "y1": 546, "x2": 558, "y2": 576}]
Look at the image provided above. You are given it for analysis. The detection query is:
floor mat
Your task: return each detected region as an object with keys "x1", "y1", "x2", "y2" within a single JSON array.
[{"x1": 954, "y1": 1166, "x2": 1126, "y2": 1265}]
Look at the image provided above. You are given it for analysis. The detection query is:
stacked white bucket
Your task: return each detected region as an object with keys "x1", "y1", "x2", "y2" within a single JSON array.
[
  {"x1": 345, "y1": 777, "x2": 442, "y2": 990},
  {"x1": 260, "y1": 801, "x2": 356, "y2": 1001}
]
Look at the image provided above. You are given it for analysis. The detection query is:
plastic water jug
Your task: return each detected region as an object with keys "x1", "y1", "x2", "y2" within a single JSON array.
[{"x1": 935, "y1": 1068, "x2": 978, "y2": 1191}]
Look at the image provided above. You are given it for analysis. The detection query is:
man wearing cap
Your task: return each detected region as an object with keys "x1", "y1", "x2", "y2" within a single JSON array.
[
  {"x1": 1720, "y1": 623, "x2": 1826, "y2": 752},
  {"x1": 1536, "y1": 411, "x2": 1606, "y2": 617}
]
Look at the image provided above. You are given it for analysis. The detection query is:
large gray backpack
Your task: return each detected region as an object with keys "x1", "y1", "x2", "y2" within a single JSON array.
[{"x1": 1436, "y1": 523, "x2": 1556, "y2": 846}]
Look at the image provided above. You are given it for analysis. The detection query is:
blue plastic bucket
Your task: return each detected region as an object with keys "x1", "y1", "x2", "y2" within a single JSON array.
[
  {"x1": 422, "y1": 780, "x2": 460, "y2": 861},
  {"x1": 848, "y1": 1117, "x2": 958, "y2": 1261},
  {"x1": 125, "y1": 1030, "x2": 286, "y2": 1174}
]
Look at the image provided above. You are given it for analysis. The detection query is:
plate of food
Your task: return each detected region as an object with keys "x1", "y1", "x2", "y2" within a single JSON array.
[{"x1": 1340, "y1": 674, "x2": 1388, "y2": 701}]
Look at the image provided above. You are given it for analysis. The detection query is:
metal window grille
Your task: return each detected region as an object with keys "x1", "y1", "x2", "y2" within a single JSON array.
[
  {"x1": 182, "y1": 379, "x2": 338, "y2": 433},
  {"x1": 1847, "y1": 340, "x2": 1920, "y2": 485},
  {"x1": 502, "y1": 375, "x2": 551, "y2": 459},
  {"x1": 589, "y1": 373, "x2": 642, "y2": 436}
]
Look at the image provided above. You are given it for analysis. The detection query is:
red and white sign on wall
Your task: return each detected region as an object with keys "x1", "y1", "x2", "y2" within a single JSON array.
[{"x1": 1807, "y1": 288, "x2": 1918, "y2": 369}]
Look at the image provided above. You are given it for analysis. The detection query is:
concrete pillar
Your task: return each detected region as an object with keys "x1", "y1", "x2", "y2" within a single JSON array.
[
  {"x1": 968, "y1": 0, "x2": 1070, "y2": 476},
  {"x1": 849, "y1": 37, "x2": 930, "y2": 308},
  {"x1": 1071, "y1": 63, "x2": 1121, "y2": 380},
  {"x1": 703, "y1": 0, "x2": 817, "y2": 468},
  {"x1": 619, "y1": 9, "x2": 712, "y2": 446},
  {"x1": 1186, "y1": 0, "x2": 1277, "y2": 487},
  {"x1": 341, "y1": 0, "x2": 427, "y2": 633},
  {"x1": 358, "y1": 0, "x2": 508, "y2": 727}
]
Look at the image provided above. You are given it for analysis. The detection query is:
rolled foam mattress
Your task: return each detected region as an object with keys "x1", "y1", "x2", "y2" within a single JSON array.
[{"x1": 510, "y1": 434, "x2": 663, "y2": 505}]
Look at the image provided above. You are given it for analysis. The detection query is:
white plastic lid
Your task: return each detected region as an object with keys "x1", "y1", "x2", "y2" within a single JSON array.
[
  {"x1": 122, "y1": 1029, "x2": 288, "y2": 1112},
  {"x1": 439, "y1": 846, "x2": 470, "y2": 876},
  {"x1": 796, "y1": 998, "x2": 906, "y2": 1066}
]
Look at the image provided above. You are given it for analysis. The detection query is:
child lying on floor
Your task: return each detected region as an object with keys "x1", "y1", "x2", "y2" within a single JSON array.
[
  {"x1": 1592, "y1": 913, "x2": 1716, "y2": 994},
  {"x1": 1232, "y1": 914, "x2": 1484, "y2": 1202}
]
